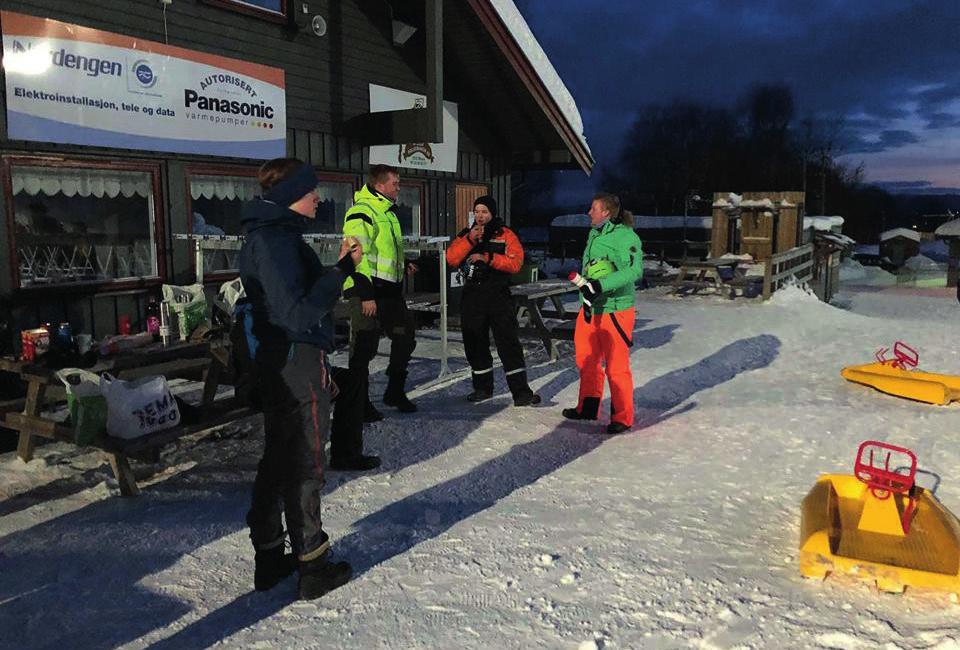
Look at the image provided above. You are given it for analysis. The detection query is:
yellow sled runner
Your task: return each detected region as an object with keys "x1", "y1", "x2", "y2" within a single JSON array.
[
  {"x1": 841, "y1": 341, "x2": 960, "y2": 405},
  {"x1": 800, "y1": 441, "x2": 960, "y2": 595}
]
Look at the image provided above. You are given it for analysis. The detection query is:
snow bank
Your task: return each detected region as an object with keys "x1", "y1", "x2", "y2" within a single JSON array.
[
  {"x1": 903, "y1": 254, "x2": 946, "y2": 272},
  {"x1": 839, "y1": 259, "x2": 897, "y2": 286}
]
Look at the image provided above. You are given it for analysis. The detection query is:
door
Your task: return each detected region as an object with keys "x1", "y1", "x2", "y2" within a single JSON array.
[{"x1": 455, "y1": 183, "x2": 488, "y2": 232}]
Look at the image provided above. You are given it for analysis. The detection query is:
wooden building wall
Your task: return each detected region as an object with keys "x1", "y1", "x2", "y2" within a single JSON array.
[{"x1": 0, "y1": 0, "x2": 513, "y2": 340}]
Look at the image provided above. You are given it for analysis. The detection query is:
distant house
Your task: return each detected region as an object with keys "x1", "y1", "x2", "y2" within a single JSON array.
[
  {"x1": 879, "y1": 228, "x2": 921, "y2": 266},
  {"x1": 934, "y1": 218, "x2": 960, "y2": 287}
]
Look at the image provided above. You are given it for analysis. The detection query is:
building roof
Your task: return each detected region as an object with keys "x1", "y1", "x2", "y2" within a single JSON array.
[
  {"x1": 467, "y1": 0, "x2": 594, "y2": 174},
  {"x1": 804, "y1": 216, "x2": 845, "y2": 231},
  {"x1": 934, "y1": 218, "x2": 960, "y2": 238},
  {"x1": 879, "y1": 228, "x2": 921, "y2": 243}
]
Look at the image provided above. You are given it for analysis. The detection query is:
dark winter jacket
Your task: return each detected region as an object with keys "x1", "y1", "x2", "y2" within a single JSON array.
[
  {"x1": 239, "y1": 198, "x2": 348, "y2": 355},
  {"x1": 446, "y1": 218, "x2": 524, "y2": 290}
]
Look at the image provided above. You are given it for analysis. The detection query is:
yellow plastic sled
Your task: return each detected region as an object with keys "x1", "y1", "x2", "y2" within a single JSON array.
[
  {"x1": 800, "y1": 441, "x2": 960, "y2": 595},
  {"x1": 841, "y1": 342, "x2": 960, "y2": 405}
]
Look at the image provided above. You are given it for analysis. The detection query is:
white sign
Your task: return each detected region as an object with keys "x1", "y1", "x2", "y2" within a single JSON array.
[
  {"x1": 1, "y1": 11, "x2": 286, "y2": 159},
  {"x1": 368, "y1": 83, "x2": 458, "y2": 173}
]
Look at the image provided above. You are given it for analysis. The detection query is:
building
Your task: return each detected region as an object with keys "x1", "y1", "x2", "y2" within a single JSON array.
[
  {"x1": 879, "y1": 228, "x2": 920, "y2": 267},
  {"x1": 0, "y1": 0, "x2": 592, "y2": 348},
  {"x1": 710, "y1": 191, "x2": 805, "y2": 261}
]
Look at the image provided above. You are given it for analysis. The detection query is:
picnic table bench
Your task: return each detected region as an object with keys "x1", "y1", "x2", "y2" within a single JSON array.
[
  {"x1": 511, "y1": 278, "x2": 580, "y2": 360},
  {"x1": 1, "y1": 339, "x2": 252, "y2": 496},
  {"x1": 671, "y1": 257, "x2": 747, "y2": 298}
]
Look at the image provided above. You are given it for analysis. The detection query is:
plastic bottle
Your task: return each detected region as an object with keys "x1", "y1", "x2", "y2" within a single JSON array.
[{"x1": 145, "y1": 297, "x2": 161, "y2": 335}]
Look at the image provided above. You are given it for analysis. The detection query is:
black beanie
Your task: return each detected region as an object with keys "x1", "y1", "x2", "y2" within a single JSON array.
[
  {"x1": 263, "y1": 163, "x2": 318, "y2": 209},
  {"x1": 473, "y1": 195, "x2": 498, "y2": 218}
]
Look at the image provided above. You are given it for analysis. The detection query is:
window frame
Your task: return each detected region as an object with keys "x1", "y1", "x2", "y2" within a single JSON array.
[
  {"x1": 312, "y1": 170, "x2": 359, "y2": 235},
  {"x1": 200, "y1": 0, "x2": 288, "y2": 23},
  {"x1": 184, "y1": 163, "x2": 260, "y2": 283},
  {"x1": 396, "y1": 180, "x2": 425, "y2": 238},
  {"x1": 1, "y1": 155, "x2": 166, "y2": 293}
]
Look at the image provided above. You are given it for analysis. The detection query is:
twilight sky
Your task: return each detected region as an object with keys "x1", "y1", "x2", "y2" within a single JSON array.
[{"x1": 519, "y1": 0, "x2": 960, "y2": 192}]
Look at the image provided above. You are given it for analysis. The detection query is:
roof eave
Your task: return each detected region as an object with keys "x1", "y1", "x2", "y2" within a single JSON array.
[{"x1": 467, "y1": 0, "x2": 594, "y2": 175}]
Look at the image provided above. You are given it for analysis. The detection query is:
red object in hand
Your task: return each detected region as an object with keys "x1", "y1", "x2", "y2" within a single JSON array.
[{"x1": 119, "y1": 315, "x2": 132, "y2": 335}]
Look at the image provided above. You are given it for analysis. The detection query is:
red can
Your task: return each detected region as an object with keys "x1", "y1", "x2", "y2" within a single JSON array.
[
  {"x1": 21, "y1": 337, "x2": 35, "y2": 362},
  {"x1": 119, "y1": 314, "x2": 132, "y2": 335}
]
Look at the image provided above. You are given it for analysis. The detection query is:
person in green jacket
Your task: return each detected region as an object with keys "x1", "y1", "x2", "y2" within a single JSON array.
[
  {"x1": 343, "y1": 164, "x2": 418, "y2": 420},
  {"x1": 563, "y1": 193, "x2": 643, "y2": 434}
]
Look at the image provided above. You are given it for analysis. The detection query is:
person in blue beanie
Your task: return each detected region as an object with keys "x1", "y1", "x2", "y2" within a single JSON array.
[{"x1": 239, "y1": 157, "x2": 361, "y2": 600}]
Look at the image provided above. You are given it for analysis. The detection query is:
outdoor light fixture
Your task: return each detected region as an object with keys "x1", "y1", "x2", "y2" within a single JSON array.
[{"x1": 392, "y1": 19, "x2": 417, "y2": 45}]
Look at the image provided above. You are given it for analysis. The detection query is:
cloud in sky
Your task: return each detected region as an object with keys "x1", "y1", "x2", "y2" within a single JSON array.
[{"x1": 518, "y1": 0, "x2": 960, "y2": 186}]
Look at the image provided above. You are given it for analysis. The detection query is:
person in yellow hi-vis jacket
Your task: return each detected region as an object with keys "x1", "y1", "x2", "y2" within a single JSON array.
[{"x1": 342, "y1": 164, "x2": 418, "y2": 420}]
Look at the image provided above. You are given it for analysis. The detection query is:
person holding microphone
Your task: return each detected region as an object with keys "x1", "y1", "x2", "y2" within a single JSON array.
[{"x1": 446, "y1": 195, "x2": 540, "y2": 406}]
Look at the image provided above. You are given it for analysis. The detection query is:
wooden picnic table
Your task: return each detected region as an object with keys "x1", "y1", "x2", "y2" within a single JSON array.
[
  {"x1": 511, "y1": 278, "x2": 580, "y2": 361},
  {"x1": 1, "y1": 338, "x2": 247, "y2": 496},
  {"x1": 671, "y1": 257, "x2": 746, "y2": 298}
]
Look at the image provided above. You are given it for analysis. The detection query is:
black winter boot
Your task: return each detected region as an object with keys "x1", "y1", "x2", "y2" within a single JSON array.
[
  {"x1": 506, "y1": 369, "x2": 540, "y2": 407},
  {"x1": 254, "y1": 544, "x2": 298, "y2": 591},
  {"x1": 329, "y1": 454, "x2": 382, "y2": 471},
  {"x1": 562, "y1": 396, "x2": 601, "y2": 421},
  {"x1": 298, "y1": 553, "x2": 353, "y2": 600},
  {"x1": 383, "y1": 372, "x2": 417, "y2": 413},
  {"x1": 363, "y1": 399, "x2": 384, "y2": 423},
  {"x1": 466, "y1": 370, "x2": 494, "y2": 402}
]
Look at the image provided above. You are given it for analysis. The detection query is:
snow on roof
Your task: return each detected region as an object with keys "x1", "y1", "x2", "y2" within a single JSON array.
[
  {"x1": 934, "y1": 218, "x2": 960, "y2": 237},
  {"x1": 804, "y1": 216, "x2": 845, "y2": 231},
  {"x1": 488, "y1": 1, "x2": 592, "y2": 161},
  {"x1": 817, "y1": 232, "x2": 856, "y2": 248},
  {"x1": 880, "y1": 228, "x2": 921, "y2": 242}
]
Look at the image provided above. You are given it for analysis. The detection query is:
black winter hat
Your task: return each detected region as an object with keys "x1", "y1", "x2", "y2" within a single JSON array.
[{"x1": 473, "y1": 195, "x2": 498, "y2": 218}]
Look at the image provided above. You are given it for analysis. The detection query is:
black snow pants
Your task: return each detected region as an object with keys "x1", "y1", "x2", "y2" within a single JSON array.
[
  {"x1": 460, "y1": 283, "x2": 533, "y2": 398},
  {"x1": 247, "y1": 342, "x2": 332, "y2": 561}
]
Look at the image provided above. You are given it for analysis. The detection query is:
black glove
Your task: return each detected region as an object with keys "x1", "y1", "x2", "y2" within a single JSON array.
[{"x1": 579, "y1": 279, "x2": 602, "y2": 298}]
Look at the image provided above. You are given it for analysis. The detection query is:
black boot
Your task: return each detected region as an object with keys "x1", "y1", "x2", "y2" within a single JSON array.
[
  {"x1": 383, "y1": 372, "x2": 417, "y2": 413},
  {"x1": 606, "y1": 422, "x2": 630, "y2": 434},
  {"x1": 299, "y1": 553, "x2": 353, "y2": 600},
  {"x1": 562, "y1": 396, "x2": 601, "y2": 421},
  {"x1": 506, "y1": 369, "x2": 540, "y2": 407},
  {"x1": 466, "y1": 370, "x2": 494, "y2": 402},
  {"x1": 363, "y1": 399, "x2": 384, "y2": 423},
  {"x1": 254, "y1": 544, "x2": 298, "y2": 591},
  {"x1": 329, "y1": 454, "x2": 382, "y2": 471}
]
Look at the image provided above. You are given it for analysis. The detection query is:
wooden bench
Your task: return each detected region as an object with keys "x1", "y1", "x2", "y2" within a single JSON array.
[{"x1": 1, "y1": 339, "x2": 253, "y2": 496}]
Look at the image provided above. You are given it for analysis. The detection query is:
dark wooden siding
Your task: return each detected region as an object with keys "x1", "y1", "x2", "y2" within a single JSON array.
[{"x1": 0, "y1": 0, "x2": 520, "y2": 342}]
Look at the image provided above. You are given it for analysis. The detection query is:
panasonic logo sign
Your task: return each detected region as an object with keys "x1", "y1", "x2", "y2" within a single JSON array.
[{"x1": 183, "y1": 89, "x2": 275, "y2": 119}]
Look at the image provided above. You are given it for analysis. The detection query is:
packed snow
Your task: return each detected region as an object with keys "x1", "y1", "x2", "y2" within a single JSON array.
[{"x1": 4, "y1": 280, "x2": 960, "y2": 649}]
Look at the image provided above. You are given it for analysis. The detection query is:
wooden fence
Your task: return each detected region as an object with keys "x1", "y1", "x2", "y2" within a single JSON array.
[{"x1": 763, "y1": 243, "x2": 814, "y2": 299}]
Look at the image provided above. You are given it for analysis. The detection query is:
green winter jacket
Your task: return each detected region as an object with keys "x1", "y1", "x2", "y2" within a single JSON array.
[
  {"x1": 342, "y1": 184, "x2": 405, "y2": 298},
  {"x1": 580, "y1": 220, "x2": 643, "y2": 314}
]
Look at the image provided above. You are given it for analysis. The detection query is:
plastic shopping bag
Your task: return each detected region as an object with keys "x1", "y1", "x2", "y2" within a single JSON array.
[
  {"x1": 57, "y1": 368, "x2": 108, "y2": 446},
  {"x1": 162, "y1": 283, "x2": 209, "y2": 340},
  {"x1": 100, "y1": 373, "x2": 180, "y2": 439}
]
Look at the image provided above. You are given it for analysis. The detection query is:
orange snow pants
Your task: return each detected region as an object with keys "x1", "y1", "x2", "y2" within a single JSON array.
[{"x1": 574, "y1": 307, "x2": 635, "y2": 426}]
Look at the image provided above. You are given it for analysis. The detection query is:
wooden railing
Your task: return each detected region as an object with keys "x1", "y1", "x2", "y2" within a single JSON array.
[{"x1": 763, "y1": 243, "x2": 814, "y2": 299}]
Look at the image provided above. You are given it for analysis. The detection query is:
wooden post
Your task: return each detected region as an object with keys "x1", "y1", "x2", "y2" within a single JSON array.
[
  {"x1": 16, "y1": 380, "x2": 47, "y2": 462},
  {"x1": 108, "y1": 453, "x2": 141, "y2": 497},
  {"x1": 762, "y1": 258, "x2": 774, "y2": 300}
]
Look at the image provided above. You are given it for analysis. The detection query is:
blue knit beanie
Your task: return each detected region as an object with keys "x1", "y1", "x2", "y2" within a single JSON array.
[{"x1": 263, "y1": 163, "x2": 318, "y2": 208}]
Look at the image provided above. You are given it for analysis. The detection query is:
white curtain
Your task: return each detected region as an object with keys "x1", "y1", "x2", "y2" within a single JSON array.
[
  {"x1": 190, "y1": 175, "x2": 260, "y2": 201},
  {"x1": 12, "y1": 166, "x2": 151, "y2": 198}
]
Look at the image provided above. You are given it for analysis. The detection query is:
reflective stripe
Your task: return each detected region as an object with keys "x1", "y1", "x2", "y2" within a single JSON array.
[
  {"x1": 473, "y1": 367, "x2": 493, "y2": 375},
  {"x1": 298, "y1": 536, "x2": 331, "y2": 562},
  {"x1": 504, "y1": 367, "x2": 526, "y2": 376},
  {"x1": 257, "y1": 534, "x2": 285, "y2": 551}
]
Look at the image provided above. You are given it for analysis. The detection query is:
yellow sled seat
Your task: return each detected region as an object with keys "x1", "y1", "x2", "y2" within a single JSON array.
[
  {"x1": 800, "y1": 442, "x2": 960, "y2": 595},
  {"x1": 841, "y1": 362, "x2": 960, "y2": 405}
]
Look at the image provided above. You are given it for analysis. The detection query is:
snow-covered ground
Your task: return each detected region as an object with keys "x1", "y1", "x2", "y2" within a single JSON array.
[{"x1": 4, "y1": 283, "x2": 960, "y2": 649}]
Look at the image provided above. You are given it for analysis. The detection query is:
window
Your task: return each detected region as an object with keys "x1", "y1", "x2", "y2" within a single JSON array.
[
  {"x1": 5, "y1": 160, "x2": 162, "y2": 288},
  {"x1": 186, "y1": 167, "x2": 260, "y2": 276},
  {"x1": 201, "y1": 0, "x2": 287, "y2": 22},
  {"x1": 395, "y1": 184, "x2": 424, "y2": 237},
  {"x1": 304, "y1": 174, "x2": 356, "y2": 235}
]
